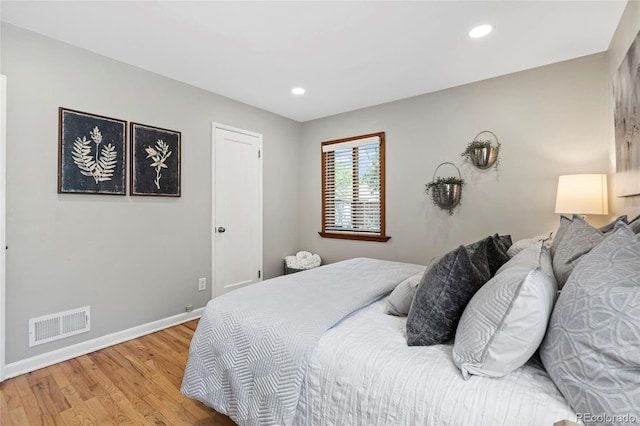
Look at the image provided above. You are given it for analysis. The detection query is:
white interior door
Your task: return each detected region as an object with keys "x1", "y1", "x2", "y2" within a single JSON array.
[
  {"x1": 212, "y1": 123, "x2": 263, "y2": 297},
  {"x1": 1, "y1": 75, "x2": 7, "y2": 381}
]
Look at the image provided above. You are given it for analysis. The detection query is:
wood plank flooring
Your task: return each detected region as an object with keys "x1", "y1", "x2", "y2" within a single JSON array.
[{"x1": 0, "y1": 320, "x2": 236, "y2": 425}]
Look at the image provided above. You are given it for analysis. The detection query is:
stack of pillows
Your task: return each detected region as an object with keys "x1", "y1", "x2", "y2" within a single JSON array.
[
  {"x1": 386, "y1": 214, "x2": 640, "y2": 424},
  {"x1": 541, "y1": 215, "x2": 640, "y2": 424}
]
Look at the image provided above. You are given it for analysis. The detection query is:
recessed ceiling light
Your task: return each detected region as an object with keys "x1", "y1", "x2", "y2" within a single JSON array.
[
  {"x1": 469, "y1": 24, "x2": 494, "y2": 39},
  {"x1": 291, "y1": 87, "x2": 306, "y2": 95}
]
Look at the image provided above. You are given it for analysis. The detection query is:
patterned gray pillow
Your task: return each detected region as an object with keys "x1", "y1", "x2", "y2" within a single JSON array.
[
  {"x1": 406, "y1": 238, "x2": 491, "y2": 346},
  {"x1": 551, "y1": 215, "x2": 627, "y2": 266},
  {"x1": 552, "y1": 215, "x2": 604, "y2": 289},
  {"x1": 540, "y1": 222, "x2": 640, "y2": 424},
  {"x1": 550, "y1": 215, "x2": 573, "y2": 259}
]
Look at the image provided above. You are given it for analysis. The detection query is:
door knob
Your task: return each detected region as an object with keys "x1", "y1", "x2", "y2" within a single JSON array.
[{"x1": 217, "y1": 227, "x2": 226, "y2": 233}]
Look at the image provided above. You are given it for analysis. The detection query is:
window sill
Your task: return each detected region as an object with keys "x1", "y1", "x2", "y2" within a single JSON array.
[{"x1": 318, "y1": 232, "x2": 391, "y2": 242}]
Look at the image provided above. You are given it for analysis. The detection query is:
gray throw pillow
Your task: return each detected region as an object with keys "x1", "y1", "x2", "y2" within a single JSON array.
[
  {"x1": 597, "y1": 215, "x2": 627, "y2": 233},
  {"x1": 552, "y1": 215, "x2": 604, "y2": 289},
  {"x1": 406, "y1": 238, "x2": 491, "y2": 346},
  {"x1": 497, "y1": 234, "x2": 513, "y2": 252},
  {"x1": 551, "y1": 215, "x2": 626, "y2": 262},
  {"x1": 487, "y1": 234, "x2": 512, "y2": 276},
  {"x1": 629, "y1": 214, "x2": 640, "y2": 234},
  {"x1": 540, "y1": 222, "x2": 640, "y2": 424},
  {"x1": 385, "y1": 271, "x2": 426, "y2": 316},
  {"x1": 550, "y1": 215, "x2": 572, "y2": 259},
  {"x1": 453, "y1": 242, "x2": 557, "y2": 379}
]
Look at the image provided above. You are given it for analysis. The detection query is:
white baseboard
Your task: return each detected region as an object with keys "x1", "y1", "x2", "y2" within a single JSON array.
[{"x1": 3, "y1": 308, "x2": 204, "y2": 380}]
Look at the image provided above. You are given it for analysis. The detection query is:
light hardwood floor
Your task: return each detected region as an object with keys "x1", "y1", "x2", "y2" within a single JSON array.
[{"x1": 0, "y1": 320, "x2": 236, "y2": 425}]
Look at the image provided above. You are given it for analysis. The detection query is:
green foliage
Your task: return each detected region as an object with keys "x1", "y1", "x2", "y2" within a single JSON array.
[
  {"x1": 359, "y1": 149, "x2": 380, "y2": 194},
  {"x1": 334, "y1": 158, "x2": 352, "y2": 199},
  {"x1": 331, "y1": 147, "x2": 381, "y2": 230},
  {"x1": 460, "y1": 138, "x2": 501, "y2": 170},
  {"x1": 460, "y1": 139, "x2": 494, "y2": 157},
  {"x1": 425, "y1": 176, "x2": 465, "y2": 193}
]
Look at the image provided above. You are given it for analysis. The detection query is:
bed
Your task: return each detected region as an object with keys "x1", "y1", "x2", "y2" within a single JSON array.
[
  {"x1": 296, "y1": 298, "x2": 575, "y2": 426},
  {"x1": 181, "y1": 217, "x2": 640, "y2": 426}
]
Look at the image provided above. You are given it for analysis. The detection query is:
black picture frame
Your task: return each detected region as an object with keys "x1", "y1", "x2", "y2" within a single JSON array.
[
  {"x1": 58, "y1": 108, "x2": 127, "y2": 195},
  {"x1": 130, "y1": 123, "x2": 181, "y2": 197}
]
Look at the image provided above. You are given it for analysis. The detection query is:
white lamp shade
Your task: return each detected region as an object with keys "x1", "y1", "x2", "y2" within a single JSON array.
[{"x1": 555, "y1": 174, "x2": 608, "y2": 215}]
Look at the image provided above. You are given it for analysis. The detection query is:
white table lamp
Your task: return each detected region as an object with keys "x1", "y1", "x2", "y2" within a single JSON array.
[{"x1": 555, "y1": 174, "x2": 608, "y2": 216}]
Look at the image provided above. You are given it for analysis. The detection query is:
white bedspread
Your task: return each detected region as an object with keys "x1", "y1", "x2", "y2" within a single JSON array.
[
  {"x1": 296, "y1": 299, "x2": 579, "y2": 426},
  {"x1": 181, "y1": 258, "x2": 424, "y2": 426}
]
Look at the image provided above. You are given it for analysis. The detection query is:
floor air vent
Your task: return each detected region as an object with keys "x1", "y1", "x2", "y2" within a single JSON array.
[{"x1": 29, "y1": 306, "x2": 90, "y2": 347}]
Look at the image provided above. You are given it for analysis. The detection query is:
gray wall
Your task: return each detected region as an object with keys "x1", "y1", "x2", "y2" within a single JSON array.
[
  {"x1": 1, "y1": 24, "x2": 301, "y2": 363},
  {"x1": 299, "y1": 54, "x2": 611, "y2": 266},
  {"x1": 606, "y1": 1, "x2": 640, "y2": 219}
]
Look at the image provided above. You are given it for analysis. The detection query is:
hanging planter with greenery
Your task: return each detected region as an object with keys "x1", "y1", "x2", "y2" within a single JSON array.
[
  {"x1": 461, "y1": 130, "x2": 501, "y2": 170},
  {"x1": 425, "y1": 162, "x2": 465, "y2": 215}
]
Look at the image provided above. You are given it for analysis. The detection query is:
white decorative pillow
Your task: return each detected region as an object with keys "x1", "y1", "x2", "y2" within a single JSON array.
[
  {"x1": 385, "y1": 271, "x2": 425, "y2": 316},
  {"x1": 507, "y1": 233, "x2": 552, "y2": 257},
  {"x1": 452, "y1": 242, "x2": 557, "y2": 380}
]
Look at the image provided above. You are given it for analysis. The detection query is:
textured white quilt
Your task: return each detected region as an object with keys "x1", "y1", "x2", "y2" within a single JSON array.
[
  {"x1": 180, "y1": 258, "x2": 424, "y2": 426},
  {"x1": 295, "y1": 299, "x2": 579, "y2": 426}
]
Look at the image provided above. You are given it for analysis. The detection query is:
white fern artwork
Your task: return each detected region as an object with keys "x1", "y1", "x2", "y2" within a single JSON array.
[
  {"x1": 71, "y1": 126, "x2": 118, "y2": 184},
  {"x1": 145, "y1": 139, "x2": 172, "y2": 189}
]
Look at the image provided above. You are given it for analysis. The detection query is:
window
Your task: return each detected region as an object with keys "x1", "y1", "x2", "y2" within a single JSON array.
[{"x1": 319, "y1": 132, "x2": 390, "y2": 242}]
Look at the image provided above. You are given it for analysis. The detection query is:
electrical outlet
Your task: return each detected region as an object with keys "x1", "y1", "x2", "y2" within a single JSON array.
[
  {"x1": 198, "y1": 277, "x2": 207, "y2": 291},
  {"x1": 185, "y1": 304, "x2": 193, "y2": 312}
]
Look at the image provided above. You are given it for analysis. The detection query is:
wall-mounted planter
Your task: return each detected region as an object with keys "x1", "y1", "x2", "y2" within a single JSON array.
[
  {"x1": 425, "y1": 162, "x2": 464, "y2": 215},
  {"x1": 461, "y1": 130, "x2": 500, "y2": 170}
]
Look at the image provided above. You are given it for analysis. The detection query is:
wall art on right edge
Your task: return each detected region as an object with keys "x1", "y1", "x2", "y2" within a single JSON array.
[
  {"x1": 613, "y1": 28, "x2": 640, "y2": 197},
  {"x1": 130, "y1": 122, "x2": 181, "y2": 197}
]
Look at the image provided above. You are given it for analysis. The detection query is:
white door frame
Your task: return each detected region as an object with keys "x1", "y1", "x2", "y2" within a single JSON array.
[
  {"x1": 211, "y1": 122, "x2": 263, "y2": 299},
  {"x1": 1, "y1": 75, "x2": 7, "y2": 381}
]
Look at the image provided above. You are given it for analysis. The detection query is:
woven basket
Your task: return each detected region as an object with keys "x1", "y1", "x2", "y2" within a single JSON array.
[{"x1": 283, "y1": 260, "x2": 321, "y2": 275}]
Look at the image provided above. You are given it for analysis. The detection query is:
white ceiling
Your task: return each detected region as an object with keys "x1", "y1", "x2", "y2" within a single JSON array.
[{"x1": 0, "y1": 1, "x2": 628, "y2": 122}]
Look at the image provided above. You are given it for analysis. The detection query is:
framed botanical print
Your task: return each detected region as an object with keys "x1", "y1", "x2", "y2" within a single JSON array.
[
  {"x1": 58, "y1": 108, "x2": 126, "y2": 195},
  {"x1": 130, "y1": 123, "x2": 181, "y2": 197}
]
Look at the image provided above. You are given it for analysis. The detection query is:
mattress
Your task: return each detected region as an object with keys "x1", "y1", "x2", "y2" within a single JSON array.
[{"x1": 295, "y1": 299, "x2": 578, "y2": 426}]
